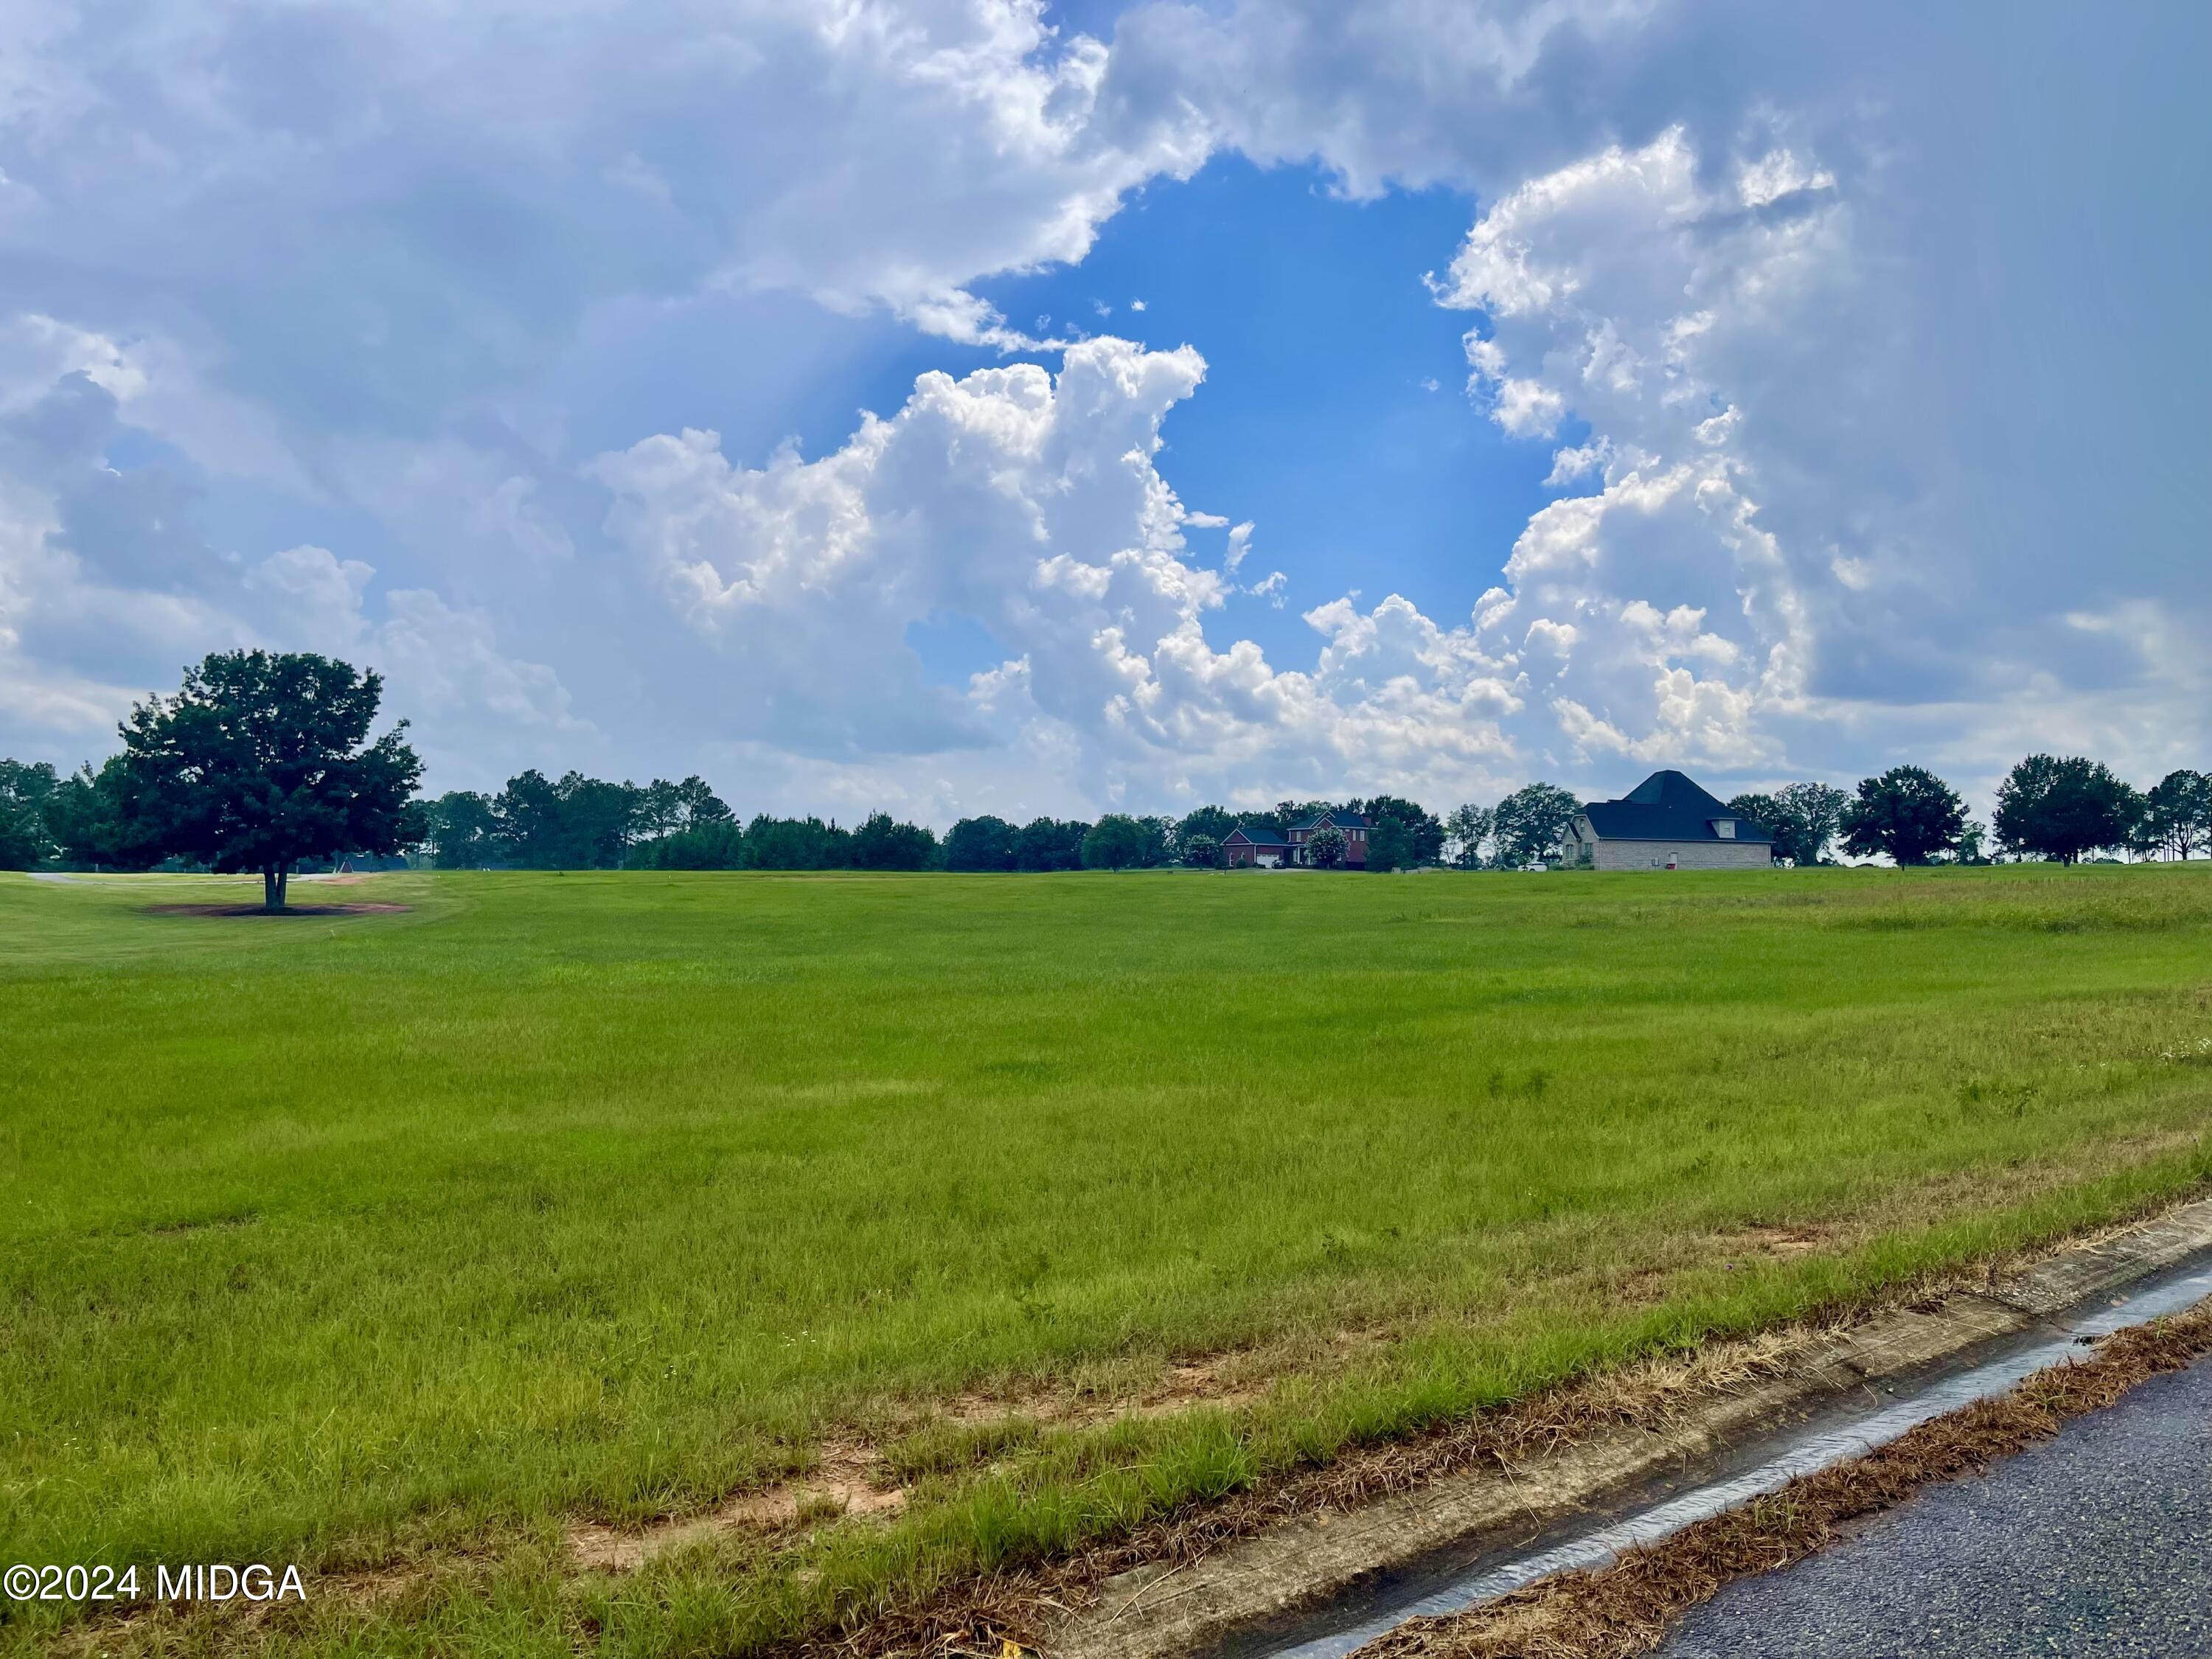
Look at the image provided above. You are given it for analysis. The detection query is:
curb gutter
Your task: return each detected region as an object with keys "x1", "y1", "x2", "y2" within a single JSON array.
[{"x1": 1042, "y1": 1196, "x2": 2212, "y2": 1659}]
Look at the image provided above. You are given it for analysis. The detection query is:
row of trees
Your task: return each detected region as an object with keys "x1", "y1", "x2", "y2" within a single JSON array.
[
  {"x1": 1757, "y1": 760, "x2": 2212, "y2": 868},
  {"x1": 936, "y1": 787, "x2": 1585, "y2": 872},
  {"x1": 943, "y1": 796, "x2": 1461, "y2": 872},
  {"x1": 417, "y1": 776, "x2": 950, "y2": 873},
  {"x1": 6, "y1": 651, "x2": 2209, "y2": 910},
  {"x1": 421, "y1": 772, "x2": 728, "y2": 869}
]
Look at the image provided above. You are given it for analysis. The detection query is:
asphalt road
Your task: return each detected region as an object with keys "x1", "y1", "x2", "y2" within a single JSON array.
[{"x1": 1657, "y1": 1353, "x2": 2212, "y2": 1658}]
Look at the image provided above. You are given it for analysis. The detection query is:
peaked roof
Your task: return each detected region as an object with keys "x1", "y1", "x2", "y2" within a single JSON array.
[
  {"x1": 1580, "y1": 770, "x2": 1775, "y2": 844},
  {"x1": 1289, "y1": 808, "x2": 1371, "y2": 832},
  {"x1": 1224, "y1": 824, "x2": 1290, "y2": 847}
]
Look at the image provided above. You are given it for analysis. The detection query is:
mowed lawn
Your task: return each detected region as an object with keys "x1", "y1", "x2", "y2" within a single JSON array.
[{"x1": 4, "y1": 865, "x2": 2212, "y2": 1655}]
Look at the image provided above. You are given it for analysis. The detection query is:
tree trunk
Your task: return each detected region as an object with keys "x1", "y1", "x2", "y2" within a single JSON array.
[{"x1": 263, "y1": 866, "x2": 289, "y2": 912}]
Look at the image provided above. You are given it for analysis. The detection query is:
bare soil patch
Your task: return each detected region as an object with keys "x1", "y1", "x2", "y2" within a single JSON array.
[
  {"x1": 569, "y1": 1446, "x2": 908, "y2": 1573},
  {"x1": 144, "y1": 902, "x2": 412, "y2": 918},
  {"x1": 566, "y1": 1354, "x2": 1287, "y2": 1579}
]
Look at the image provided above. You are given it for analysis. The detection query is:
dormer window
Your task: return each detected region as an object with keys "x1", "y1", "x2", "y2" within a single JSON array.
[{"x1": 1712, "y1": 818, "x2": 1736, "y2": 838}]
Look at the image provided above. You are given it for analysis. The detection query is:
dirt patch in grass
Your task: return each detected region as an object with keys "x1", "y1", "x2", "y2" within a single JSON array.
[
  {"x1": 1354, "y1": 1304, "x2": 2212, "y2": 1659},
  {"x1": 143, "y1": 902, "x2": 412, "y2": 918},
  {"x1": 1716, "y1": 1224, "x2": 1827, "y2": 1259},
  {"x1": 569, "y1": 1446, "x2": 909, "y2": 1573},
  {"x1": 1133, "y1": 1357, "x2": 1271, "y2": 1417},
  {"x1": 569, "y1": 1356, "x2": 1281, "y2": 1577}
]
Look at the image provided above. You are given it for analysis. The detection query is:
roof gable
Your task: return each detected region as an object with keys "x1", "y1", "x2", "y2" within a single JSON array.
[
  {"x1": 1581, "y1": 771, "x2": 1775, "y2": 844},
  {"x1": 1622, "y1": 769, "x2": 1733, "y2": 817}
]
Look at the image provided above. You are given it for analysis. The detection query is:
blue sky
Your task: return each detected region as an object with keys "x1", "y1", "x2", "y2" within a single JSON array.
[{"x1": 0, "y1": 1, "x2": 2204, "y2": 825}]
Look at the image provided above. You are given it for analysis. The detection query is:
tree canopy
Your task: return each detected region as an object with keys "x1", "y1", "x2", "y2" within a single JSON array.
[
  {"x1": 1774, "y1": 782, "x2": 1848, "y2": 865},
  {"x1": 1731, "y1": 782, "x2": 1847, "y2": 866},
  {"x1": 1365, "y1": 818, "x2": 1414, "y2": 872},
  {"x1": 1014, "y1": 817, "x2": 1090, "y2": 872},
  {"x1": 943, "y1": 815, "x2": 1020, "y2": 872},
  {"x1": 629, "y1": 820, "x2": 746, "y2": 870},
  {"x1": 419, "y1": 771, "x2": 770, "y2": 871},
  {"x1": 1492, "y1": 782, "x2": 1580, "y2": 866},
  {"x1": 0, "y1": 759, "x2": 59, "y2": 870},
  {"x1": 420, "y1": 790, "x2": 501, "y2": 869},
  {"x1": 1173, "y1": 805, "x2": 1242, "y2": 853},
  {"x1": 111, "y1": 651, "x2": 422, "y2": 909},
  {"x1": 1357, "y1": 795, "x2": 1444, "y2": 866},
  {"x1": 1080, "y1": 813, "x2": 1156, "y2": 870},
  {"x1": 1444, "y1": 803, "x2": 1495, "y2": 869},
  {"x1": 1992, "y1": 754, "x2": 2141, "y2": 865},
  {"x1": 2139, "y1": 770, "x2": 2211, "y2": 861},
  {"x1": 493, "y1": 770, "x2": 641, "y2": 869},
  {"x1": 849, "y1": 811, "x2": 939, "y2": 871},
  {"x1": 740, "y1": 815, "x2": 852, "y2": 870},
  {"x1": 1840, "y1": 766, "x2": 1965, "y2": 866}
]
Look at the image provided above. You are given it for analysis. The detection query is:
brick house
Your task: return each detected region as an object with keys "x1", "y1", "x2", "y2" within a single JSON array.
[
  {"x1": 1222, "y1": 826, "x2": 1293, "y2": 867},
  {"x1": 1563, "y1": 771, "x2": 1775, "y2": 870},
  {"x1": 1220, "y1": 810, "x2": 1374, "y2": 866},
  {"x1": 1288, "y1": 808, "x2": 1372, "y2": 867}
]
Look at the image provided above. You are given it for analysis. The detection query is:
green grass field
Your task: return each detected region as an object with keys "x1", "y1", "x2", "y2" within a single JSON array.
[{"x1": 4, "y1": 864, "x2": 2211, "y2": 1655}]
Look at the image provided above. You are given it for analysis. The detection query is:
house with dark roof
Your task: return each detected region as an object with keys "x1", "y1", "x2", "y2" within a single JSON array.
[
  {"x1": 1288, "y1": 807, "x2": 1372, "y2": 866},
  {"x1": 1220, "y1": 809, "x2": 1374, "y2": 867},
  {"x1": 1565, "y1": 771, "x2": 1776, "y2": 871},
  {"x1": 1221, "y1": 825, "x2": 1292, "y2": 868}
]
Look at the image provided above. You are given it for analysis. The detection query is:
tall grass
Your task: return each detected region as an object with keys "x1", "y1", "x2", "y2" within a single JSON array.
[{"x1": 2, "y1": 863, "x2": 2210, "y2": 1655}]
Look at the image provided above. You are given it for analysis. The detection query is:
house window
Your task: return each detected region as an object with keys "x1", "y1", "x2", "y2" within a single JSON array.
[{"x1": 1714, "y1": 818, "x2": 1736, "y2": 838}]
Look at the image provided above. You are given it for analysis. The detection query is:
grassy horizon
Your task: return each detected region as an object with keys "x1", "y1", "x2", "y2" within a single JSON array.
[{"x1": 4, "y1": 863, "x2": 2211, "y2": 1655}]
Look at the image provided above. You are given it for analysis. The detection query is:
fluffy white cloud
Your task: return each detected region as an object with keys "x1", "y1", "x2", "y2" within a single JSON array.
[
  {"x1": 1420, "y1": 124, "x2": 1875, "y2": 775},
  {"x1": 594, "y1": 337, "x2": 1526, "y2": 802}
]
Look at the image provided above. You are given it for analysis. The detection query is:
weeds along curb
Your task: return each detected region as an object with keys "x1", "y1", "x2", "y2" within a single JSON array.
[{"x1": 1354, "y1": 1301, "x2": 2212, "y2": 1659}]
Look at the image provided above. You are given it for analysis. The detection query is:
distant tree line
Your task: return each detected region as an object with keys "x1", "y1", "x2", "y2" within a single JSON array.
[
  {"x1": 1742, "y1": 759, "x2": 2210, "y2": 868},
  {"x1": 418, "y1": 775, "x2": 947, "y2": 872},
  {"x1": 943, "y1": 796, "x2": 1465, "y2": 872},
  {"x1": 7, "y1": 651, "x2": 2210, "y2": 889}
]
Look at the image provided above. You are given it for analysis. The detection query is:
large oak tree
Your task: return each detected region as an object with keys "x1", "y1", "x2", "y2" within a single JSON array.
[
  {"x1": 1992, "y1": 754, "x2": 2141, "y2": 865},
  {"x1": 1840, "y1": 765, "x2": 1966, "y2": 866},
  {"x1": 114, "y1": 651, "x2": 423, "y2": 911},
  {"x1": 1492, "y1": 782, "x2": 1582, "y2": 867}
]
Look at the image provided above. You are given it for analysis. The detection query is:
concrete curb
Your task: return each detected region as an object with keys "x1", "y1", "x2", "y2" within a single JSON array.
[{"x1": 1043, "y1": 1197, "x2": 2212, "y2": 1659}]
